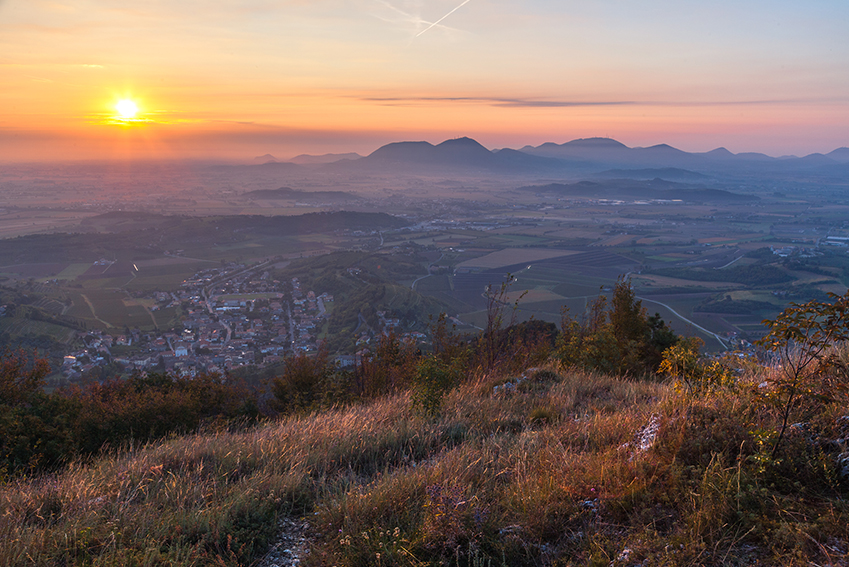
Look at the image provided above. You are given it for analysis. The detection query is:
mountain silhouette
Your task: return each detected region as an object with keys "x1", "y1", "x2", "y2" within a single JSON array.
[
  {"x1": 826, "y1": 147, "x2": 849, "y2": 163},
  {"x1": 289, "y1": 152, "x2": 362, "y2": 165},
  {"x1": 354, "y1": 137, "x2": 564, "y2": 173},
  {"x1": 312, "y1": 136, "x2": 849, "y2": 179}
]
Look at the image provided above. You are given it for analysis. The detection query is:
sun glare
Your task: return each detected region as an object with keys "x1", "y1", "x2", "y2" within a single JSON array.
[{"x1": 116, "y1": 99, "x2": 139, "y2": 120}]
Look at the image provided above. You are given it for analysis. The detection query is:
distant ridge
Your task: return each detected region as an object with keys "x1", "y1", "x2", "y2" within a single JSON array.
[
  {"x1": 518, "y1": 179, "x2": 760, "y2": 203},
  {"x1": 289, "y1": 152, "x2": 362, "y2": 165},
  {"x1": 242, "y1": 187, "x2": 358, "y2": 202},
  {"x1": 522, "y1": 138, "x2": 696, "y2": 165},
  {"x1": 346, "y1": 136, "x2": 566, "y2": 173},
  {"x1": 523, "y1": 137, "x2": 628, "y2": 152},
  {"x1": 312, "y1": 135, "x2": 849, "y2": 178},
  {"x1": 595, "y1": 168, "x2": 710, "y2": 181},
  {"x1": 367, "y1": 137, "x2": 493, "y2": 165},
  {"x1": 827, "y1": 147, "x2": 849, "y2": 163},
  {"x1": 702, "y1": 147, "x2": 735, "y2": 158},
  {"x1": 253, "y1": 154, "x2": 279, "y2": 164}
]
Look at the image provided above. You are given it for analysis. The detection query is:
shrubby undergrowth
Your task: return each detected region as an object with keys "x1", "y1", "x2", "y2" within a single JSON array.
[{"x1": 2, "y1": 283, "x2": 849, "y2": 566}]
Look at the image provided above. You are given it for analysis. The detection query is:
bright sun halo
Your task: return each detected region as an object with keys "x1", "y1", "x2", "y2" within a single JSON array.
[{"x1": 116, "y1": 99, "x2": 139, "y2": 119}]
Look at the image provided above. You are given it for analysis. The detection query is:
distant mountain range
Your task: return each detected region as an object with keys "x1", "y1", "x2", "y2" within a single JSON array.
[
  {"x1": 336, "y1": 137, "x2": 566, "y2": 174},
  {"x1": 254, "y1": 136, "x2": 849, "y2": 181},
  {"x1": 289, "y1": 152, "x2": 362, "y2": 165},
  {"x1": 520, "y1": 137, "x2": 849, "y2": 167}
]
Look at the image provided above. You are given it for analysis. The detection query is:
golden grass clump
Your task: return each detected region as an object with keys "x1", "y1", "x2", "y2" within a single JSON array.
[{"x1": 2, "y1": 357, "x2": 849, "y2": 566}]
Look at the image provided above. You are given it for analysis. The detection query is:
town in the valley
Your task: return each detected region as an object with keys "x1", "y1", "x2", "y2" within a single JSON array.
[{"x1": 58, "y1": 259, "x2": 431, "y2": 380}]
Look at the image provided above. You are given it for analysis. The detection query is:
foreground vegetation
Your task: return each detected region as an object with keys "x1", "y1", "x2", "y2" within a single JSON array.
[{"x1": 2, "y1": 286, "x2": 849, "y2": 566}]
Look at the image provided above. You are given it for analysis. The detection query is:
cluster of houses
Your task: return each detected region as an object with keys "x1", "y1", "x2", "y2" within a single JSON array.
[
  {"x1": 770, "y1": 245, "x2": 820, "y2": 258},
  {"x1": 290, "y1": 277, "x2": 332, "y2": 353},
  {"x1": 59, "y1": 253, "x2": 442, "y2": 381},
  {"x1": 61, "y1": 264, "x2": 336, "y2": 379}
]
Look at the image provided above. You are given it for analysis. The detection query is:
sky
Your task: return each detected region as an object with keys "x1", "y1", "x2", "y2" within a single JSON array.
[{"x1": 1, "y1": 0, "x2": 848, "y2": 161}]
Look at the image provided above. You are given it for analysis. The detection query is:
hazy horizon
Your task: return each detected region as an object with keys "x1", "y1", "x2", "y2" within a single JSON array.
[{"x1": 1, "y1": 132, "x2": 848, "y2": 166}]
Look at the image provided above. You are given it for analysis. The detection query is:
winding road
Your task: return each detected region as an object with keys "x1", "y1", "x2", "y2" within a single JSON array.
[{"x1": 637, "y1": 296, "x2": 728, "y2": 350}]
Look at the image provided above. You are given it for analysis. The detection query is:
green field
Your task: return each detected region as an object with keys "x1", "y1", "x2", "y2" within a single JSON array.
[
  {"x1": 66, "y1": 290, "x2": 157, "y2": 329},
  {"x1": 0, "y1": 317, "x2": 78, "y2": 343},
  {"x1": 152, "y1": 306, "x2": 181, "y2": 329},
  {"x1": 126, "y1": 263, "x2": 208, "y2": 291},
  {"x1": 56, "y1": 263, "x2": 92, "y2": 280}
]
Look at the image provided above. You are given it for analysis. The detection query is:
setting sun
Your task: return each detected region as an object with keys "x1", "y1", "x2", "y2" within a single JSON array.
[{"x1": 116, "y1": 99, "x2": 139, "y2": 120}]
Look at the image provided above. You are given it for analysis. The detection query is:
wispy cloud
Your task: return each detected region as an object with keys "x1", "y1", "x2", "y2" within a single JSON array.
[
  {"x1": 415, "y1": 0, "x2": 470, "y2": 37},
  {"x1": 360, "y1": 96, "x2": 635, "y2": 107},
  {"x1": 373, "y1": 0, "x2": 461, "y2": 38},
  {"x1": 357, "y1": 95, "x2": 849, "y2": 108}
]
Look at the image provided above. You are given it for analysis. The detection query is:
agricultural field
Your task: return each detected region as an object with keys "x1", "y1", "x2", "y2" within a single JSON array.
[
  {"x1": 1, "y1": 168, "x2": 849, "y2": 359},
  {"x1": 456, "y1": 247, "x2": 580, "y2": 270}
]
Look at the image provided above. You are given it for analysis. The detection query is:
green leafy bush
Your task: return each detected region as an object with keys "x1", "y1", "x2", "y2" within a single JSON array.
[
  {"x1": 411, "y1": 355, "x2": 463, "y2": 415},
  {"x1": 757, "y1": 290, "x2": 849, "y2": 458},
  {"x1": 659, "y1": 337, "x2": 735, "y2": 394},
  {"x1": 558, "y1": 278, "x2": 678, "y2": 376}
]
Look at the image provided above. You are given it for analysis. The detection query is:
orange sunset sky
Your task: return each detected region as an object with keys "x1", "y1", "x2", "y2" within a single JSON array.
[{"x1": 1, "y1": 0, "x2": 847, "y2": 161}]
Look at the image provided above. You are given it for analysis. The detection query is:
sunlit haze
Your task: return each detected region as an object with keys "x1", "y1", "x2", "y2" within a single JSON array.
[{"x1": 1, "y1": 0, "x2": 847, "y2": 161}]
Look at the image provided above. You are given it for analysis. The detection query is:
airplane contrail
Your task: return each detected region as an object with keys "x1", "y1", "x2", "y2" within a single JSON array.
[{"x1": 415, "y1": 0, "x2": 471, "y2": 37}]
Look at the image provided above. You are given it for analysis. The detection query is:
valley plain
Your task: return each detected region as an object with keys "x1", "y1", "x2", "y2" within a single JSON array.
[{"x1": 2, "y1": 137, "x2": 849, "y2": 379}]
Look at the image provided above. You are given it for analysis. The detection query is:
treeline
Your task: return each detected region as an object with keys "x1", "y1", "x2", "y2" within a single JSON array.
[
  {"x1": 283, "y1": 250, "x2": 428, "y2": 297},
  {"x1": 272, "y1": 278, "x2": 674, "y2": 417},
  {"x1": 0, "y1": 211, "x2": 411, "y2": 265},
  {"x1": 1, "y1": 355, "x2": 260, "y2": 477},
  {"x1": 324, "y1": 283, "x2": 447, "y2": 351}
]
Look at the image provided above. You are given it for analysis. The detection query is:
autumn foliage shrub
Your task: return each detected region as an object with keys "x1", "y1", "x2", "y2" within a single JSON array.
[
  {"x1": 756, "y1": 289, "x2": 849, "y2": 458},
  {"x1": 69, "y1": 371, "x2": 259, "y2": 455},
  {"x1": 270, "y1": 348, "x2": 336, "y2": 413},
  {"x1": 1, "y1": 350, "x2": 260, "y2": 477},
  {"x1": 0, "y1": 349, "x2": 75, "y2": 474},
  {"x1": 659, "y1": 336, "x2": 736, "y2": 394},
  {"x1": 352, "y1": 332, "x2": 420, "y2": 398}
]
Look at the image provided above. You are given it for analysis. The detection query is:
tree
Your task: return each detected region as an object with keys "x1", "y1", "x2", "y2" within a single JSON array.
[
  {"x1": 0, "y1": 349, "x2": 50, "y2": 406},
  {"x1": 757, "y1": 291, "x2": 849, "y2": 458},
  {"x1": 476, "y1": 274, "x2": 526, "y2": 374},
  {"x1": 0, "y1": 350, "x2": 76, "y2": 474},
  {"x1": 353, "y1": 332, "x2": 418, "y2": 398},
  {"x1": 270, "y1": 348, "x2": 332, "y2": 413},
  {"x1": 558, "y1": 277, "x2": 678, "y2": 376}
]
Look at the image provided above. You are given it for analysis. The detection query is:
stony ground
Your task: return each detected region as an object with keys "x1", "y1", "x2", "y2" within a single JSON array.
[{"x1": 256, "y1": 518, "x2": 310, "y2": 567}]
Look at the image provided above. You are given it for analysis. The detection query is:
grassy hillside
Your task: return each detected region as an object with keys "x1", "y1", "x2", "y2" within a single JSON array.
[{"x1": 2, "y1": 360, "x2": 848, "y2": 566}]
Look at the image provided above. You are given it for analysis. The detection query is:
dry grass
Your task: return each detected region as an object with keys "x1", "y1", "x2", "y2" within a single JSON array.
[{"x1": 2, "y1": 362, "x2": 848, "y2": 566}]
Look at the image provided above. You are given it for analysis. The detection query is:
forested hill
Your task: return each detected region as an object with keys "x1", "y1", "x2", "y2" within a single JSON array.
[
  {"x1": 0, "y1": 211, "x2": 409, "y2": 264},
  {"x1": 241, "y1": 187, "x2": 359, "y2": 202}
]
